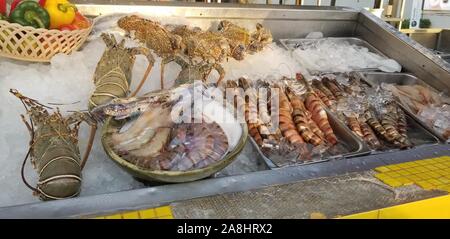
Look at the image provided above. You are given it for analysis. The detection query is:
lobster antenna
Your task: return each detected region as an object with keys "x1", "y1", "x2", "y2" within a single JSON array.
[
  {"x1": 47, "y1": 100, "x2": 81, "y2": 106},
  {"x1": 9, "y1": 89, "x2": 53, "y2": 110},
  {"x1": 21, "y1": 148, "x2": 38, "y2": 192}
]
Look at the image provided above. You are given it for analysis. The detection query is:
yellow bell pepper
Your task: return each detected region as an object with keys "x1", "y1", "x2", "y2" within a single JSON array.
[{"x1": 44, "y1": 0, "x2": 77, "y2": 29}]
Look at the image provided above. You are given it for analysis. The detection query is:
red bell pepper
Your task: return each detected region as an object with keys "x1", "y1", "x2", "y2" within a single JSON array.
[
  {"x1": 59, "y1": 24, "x2": 77, "y2": 31},
  {"x1": 72, "y1": 11, "x2": 89, "y2": 29},
  {"x1": 38, "y1": 0, "x2": 46, "y2": 7},
  {"x1": 0, "y1": 0, "x2": 6, "y2": 16}
]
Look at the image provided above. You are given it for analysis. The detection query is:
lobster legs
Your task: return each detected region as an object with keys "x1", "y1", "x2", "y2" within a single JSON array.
[
  {"x1": 162, "y1": 56, "x2": 226, "y2": 87},
  {"x1": 130, "y1": 47, "x2": 155, "y2": 97}
]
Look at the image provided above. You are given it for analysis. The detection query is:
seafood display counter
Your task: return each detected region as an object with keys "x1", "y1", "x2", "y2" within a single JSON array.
[{"x1": 1, "y1": 2, "x2": 450, "y2": 218}]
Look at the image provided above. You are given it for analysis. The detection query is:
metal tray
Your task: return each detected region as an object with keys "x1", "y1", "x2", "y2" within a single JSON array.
[
  {"x1": 279, "y1": 37, "x2": 388, "y2": 73},
  {"x1": 280, "y1": 37, "x2": 387, "y2": 57},
  {"x1": 303, "y1": 72, "x2": 440, "y2": 151},
  {"x1": 249, "y1": 110, "x2": 370, "y2": 169},
  {"x1": 359, "y1": 72, "x2": 447, "y2": 143}
]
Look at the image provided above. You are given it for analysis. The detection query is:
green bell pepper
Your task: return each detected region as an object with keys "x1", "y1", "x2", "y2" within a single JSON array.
[
  {"x1": 10, "y1": 1, "x2": 50, "y2": 29},
  {"x1": 0, "y1": 14, "x2": 7, "y2": 21}
]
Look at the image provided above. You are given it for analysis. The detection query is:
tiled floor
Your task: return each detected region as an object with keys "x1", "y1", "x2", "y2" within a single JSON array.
[
  {"x1": 374, "y1": 156, "x2": 450, "y2": 192},
  {"x1": 95, "y1": 206, "x2": 174, "y2": 219}
]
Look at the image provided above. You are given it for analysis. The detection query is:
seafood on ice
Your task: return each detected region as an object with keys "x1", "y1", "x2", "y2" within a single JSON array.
[
  {"x1": 94, "y1": 83, "x2": 242, "y2": 171},
  {"x1": 217, "y1": 20, "x2": 273, "y2": 60},
  {"x1": 222, "y1": 74, "x2": 343, "y2": 166},
  {"x1": 10, "y1": 90, "x2": 96, "y2": 201},
  {"x1": 117, "y1": 15, "x2": 272, "y2": 88},
  {"x1": 89, "y1": 33, "x2": 154, "y2": 110},
  {"x1": 381, "y1": 83, "x2": 450, "y2": 140},
  {"x1": 309, "y1": 73, "x2": 411, "y2": 149}
]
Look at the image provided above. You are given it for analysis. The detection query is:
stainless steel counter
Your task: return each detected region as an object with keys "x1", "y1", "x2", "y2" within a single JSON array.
[{"x1": 1, "y1": 3, "x2": 449, "y2": 218}]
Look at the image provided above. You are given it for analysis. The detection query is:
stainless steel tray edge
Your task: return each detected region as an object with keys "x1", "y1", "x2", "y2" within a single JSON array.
[{"x1": 325, "y1": 108, "x2": 371, "y2": 159}]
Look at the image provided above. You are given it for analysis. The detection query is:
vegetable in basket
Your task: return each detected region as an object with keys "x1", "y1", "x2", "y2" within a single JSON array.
[
  {"x1": 44, "y1": 0, "x2": 77, "y2": 29},
  {"x1": 58, "y1": 12, "x2": 90, "y2": 30},
  {"x1": 9, "y1": 0, "x2": 22, "y2": 14},
  {"x1": 0, "y1": 0, "x2": 6, "y2": 17},
  {"x1": 58, "y1": 23, "x2": 76, "y2": 31},
  {"x1": 0, "y1": 1, "x2": 6, "y2": 21},
  {"x1": 9, "y1": 1, "x2": 50, "y2": 29},
  {"x1": 72, "y1": 11, "x2": 89, "y2": 29}
]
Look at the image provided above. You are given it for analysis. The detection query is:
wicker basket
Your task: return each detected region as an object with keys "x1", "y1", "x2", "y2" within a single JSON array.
[
  {"x1": 101, "y1": 117, "x2": 248, "y2": 183},
  {"x1": 0, "y1": 19, "x2": 93, "y2": 62}
]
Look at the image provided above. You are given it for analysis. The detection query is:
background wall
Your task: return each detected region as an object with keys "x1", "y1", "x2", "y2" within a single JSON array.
[{"x1": 251, "y1": 0, "x2": 450, "y2": 29}]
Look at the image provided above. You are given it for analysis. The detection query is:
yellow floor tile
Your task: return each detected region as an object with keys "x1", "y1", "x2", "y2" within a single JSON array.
[
  {"x1": 407, "y1": 175, "x2": 422, "y2": 182},
  {"x1": 415, "y1": 160, "x2": 428, "y2": 166},
  {"x1": 122, "y1": 211, "x2": 140, "y2": 219},
  {"x1": 383, "y1": 178, "x2": 403, "y2": 187},
  {"x1": 438, "y1": 169, "x2": 449, "y2": 175},
  {"x1": 428, "y1": 171, "x2": 441, "y2": 178},
  {"x1": 406, "y1": 162, "x2": 419, "y2": 168},
  {"x1": 374, "y1": 173, "x2": 391, "y2": 181},
  {"x1": 155, "y1": 206, "x2": 173, "y2": 218},
  {"x1": 428, "y1": 179, "x2": 443, "y2": 186},
  {"x1": 436, "y1": 157, "x2": 450, "y2": 162},
  {"x1": 407, "y1": 167, "x2": 420, "y2": 174},
  {"x1": 157, "y1": 215, "x2": 174, "y2": 219},
  {"x1": 387, "y1": 165, "x2": 402, "y2": 171},
  {"x1": 397, "y1": 163, "x2": 409, "y2": 169},
  {"x1": 397, "y1": 170, "x2": 411, "y2": 176},
  {"x1": 436, "y1": 185, "x2": 450, "y2": 192},
  {"x1": 94, "y1": 205, "x2": 174, "y2": 219},
  {"x1": 438, "y1": 178, "x2": 450, "y2": 184},
  {"x1": 416, "y1": 181, "x2": 434, "y2": 190},
  {"x1": 139, "y1": 209, "x2": 156, "y2": 219},
  {"x1": 425, "y1": 165, "x2": 439, "y2": 171},
  {"x1": 435, "y1": 164, "x2": 447, "y2": 169},
  {"x1": 375, "y1": 166, "x2": 391, "y2": 173},
  {"x1": 386, "y1": 171, "x2": 402, "y2": 178},
  {"x1": 416, "y1": 167, "x2": 428, "y2": 173},
  {"x1": 397, "y1": 177, "x2": 413, "y2": 186}
]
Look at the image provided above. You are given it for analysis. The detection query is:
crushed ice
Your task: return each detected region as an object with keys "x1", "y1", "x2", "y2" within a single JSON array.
[
  {"x1": 292, "y1": 38, "x2": 402, "y2": 73},
  {"x1": 0, "y1": 14, "x2": 303, "y2": 207}
]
